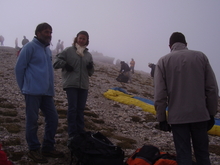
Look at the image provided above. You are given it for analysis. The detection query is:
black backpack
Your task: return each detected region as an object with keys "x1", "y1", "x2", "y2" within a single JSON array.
[
  {"x1": 67, "y1": 131, "x2": 124, "y2": 165},
  {"x1": 116, "y1": 73, "x2": 129, "y2": 83}
]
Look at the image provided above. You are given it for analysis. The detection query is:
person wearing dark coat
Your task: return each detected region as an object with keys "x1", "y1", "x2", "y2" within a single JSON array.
[
  {"x1": 148, "y1": 63, "x2": 156, "y2": 78},
  {"x1": 22, "y1": 36, "x2": 29, "y2": 46},
  {"x1": 119, "y1": 61, "x2": 131, "y2": 83}
]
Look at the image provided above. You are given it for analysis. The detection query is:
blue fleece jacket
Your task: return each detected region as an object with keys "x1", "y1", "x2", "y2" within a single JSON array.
[{"x1": 15, "y1": 37, "x2": 55, "y2": 96}]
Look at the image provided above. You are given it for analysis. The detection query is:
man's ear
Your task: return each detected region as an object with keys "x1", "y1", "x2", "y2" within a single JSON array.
[{"x1": 36, "y1": 31, "x2": 40, "y2": 37}]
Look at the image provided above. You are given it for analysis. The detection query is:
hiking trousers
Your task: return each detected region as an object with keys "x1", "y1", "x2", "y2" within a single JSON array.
[
  {"x1": 66, "y1": 88, "x2": 88, "y2": 137},
  {"x1": 25, "y1": 95, "x2": 58, "y2": 151},
  {"x1": 171, "y1": 121, "x2": 210, "y2": 165}
]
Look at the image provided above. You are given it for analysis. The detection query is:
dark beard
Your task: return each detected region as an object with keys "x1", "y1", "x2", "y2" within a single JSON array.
[{"x1": 35, "y1": 37, "x2": 50, "y2": 46}]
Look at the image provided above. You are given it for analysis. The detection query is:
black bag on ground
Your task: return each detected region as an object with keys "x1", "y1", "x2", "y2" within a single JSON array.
[
  {"x1": 116, "y1": 73, "x2": 129, "y2": 83},
  {"x1": 67, "y1": 131, "x2": 124, "y2": 165}
]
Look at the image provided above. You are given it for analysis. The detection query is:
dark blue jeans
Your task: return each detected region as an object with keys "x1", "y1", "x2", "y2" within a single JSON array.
[
  {"x1": 171, "y1": 121, "x2": 210, "y2": 165},
  {"x1": 24, "y1": 95, "x2": 58, "y2": 151},
  {"x1": 65, "y1": 88, "x2": 88, "y2": 137}
]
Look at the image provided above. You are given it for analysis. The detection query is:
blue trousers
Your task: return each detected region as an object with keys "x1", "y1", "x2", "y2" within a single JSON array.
[
  {"x1": 65, "y1": 88, "x2": 88, "y2": 137},
  {"x1": 25, "y1": 95, "x2": 58, "y2": 151},
  {"x1": 171, "y1": 121, "x2": 210, "y2": 165}
]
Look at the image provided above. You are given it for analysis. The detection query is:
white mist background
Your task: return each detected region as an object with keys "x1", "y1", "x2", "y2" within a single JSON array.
[{"x1": 1, "y1": 0, "x2": 219, "y2": 94}]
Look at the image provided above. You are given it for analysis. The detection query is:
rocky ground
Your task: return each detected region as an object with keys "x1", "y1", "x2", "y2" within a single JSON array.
[{"x1": 0, "y1": 46, "x2": 220, "y2": 165}]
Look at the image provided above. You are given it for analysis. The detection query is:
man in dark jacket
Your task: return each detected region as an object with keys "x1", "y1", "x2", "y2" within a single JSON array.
[
  {"x1": 154, "y1": 32, "x2": 219, "y2": 165},
  {"x1": 119, "y1": 61, "x2": 131, "y2": 83}
]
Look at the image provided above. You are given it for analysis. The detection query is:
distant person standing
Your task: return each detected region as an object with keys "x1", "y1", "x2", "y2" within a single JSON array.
[
  {"x1": 18, "y1": 36, "x2": 29, "y2": 57},
  {"x1": 15, "y1": 22, "x2": 64, "y2": 163},
  {"x1": 53, "y1": 31, "x2": 94, "y2": 138},
  {"x1": 56, "y1": 39, "x2": 61, "y2": 54},
  {"x1": 130, "y1": 58, "x2": 135, "y2": 74},
  {"x1": 15, "y1": 37, "x2": 21, "y2": 57},
  {"x1": 0, "y1": 35, "x2": 4, "y2": 46},
  {"x1": 22, "y1": 36, "x2": 29, "y2": 46},
  {"x1": 60, "y1": 41, "x2": 64, "y2": 51},
  {"x1": 49, "y1": 41, "x2": 53, "y2": 50},
  {"x1": 148, "y1": 63, "x2": 156, "y2": 78},
  {"x1": 15, "y1": 38, "x2": 19, "y2": 48},
  {"x1": 154, "y1": 32, "x2": 219, "y2": 165}
]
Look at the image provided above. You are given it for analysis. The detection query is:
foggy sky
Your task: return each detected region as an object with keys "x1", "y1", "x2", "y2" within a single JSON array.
[{"x1": 1, "y1": 0, "x2": 220, "y2": 93}]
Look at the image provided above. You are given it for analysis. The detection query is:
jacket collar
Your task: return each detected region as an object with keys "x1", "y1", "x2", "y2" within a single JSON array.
[
  {"x1": 170, "y1": 42, "x2": 188, "y2": 52},
  {"x1": 73, "y1": 44, "x2": 89, "y2": 51}
]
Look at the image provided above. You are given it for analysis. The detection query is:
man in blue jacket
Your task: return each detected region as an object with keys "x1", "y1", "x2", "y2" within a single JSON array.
[{"x1": 15, "y1": 22, "x2": 64, "y2": 163}]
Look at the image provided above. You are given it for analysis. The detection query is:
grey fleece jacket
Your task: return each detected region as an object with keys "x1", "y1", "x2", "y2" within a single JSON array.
[
  {"x1": 154, "y1": 42, "x2": 219, "y2": 124},
  {"x1": 53, "y1": 46, "x2": 94, "y2": 90}
]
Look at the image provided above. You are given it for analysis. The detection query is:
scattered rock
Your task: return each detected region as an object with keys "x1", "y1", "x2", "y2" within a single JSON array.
[{"x1": 0, "y1": 46, "x2": 220, "y2": 164}]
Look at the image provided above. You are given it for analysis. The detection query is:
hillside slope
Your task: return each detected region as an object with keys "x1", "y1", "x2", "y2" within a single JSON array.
[{"x1": 0, "y1": 46, "x2": 220, "y2": 165}]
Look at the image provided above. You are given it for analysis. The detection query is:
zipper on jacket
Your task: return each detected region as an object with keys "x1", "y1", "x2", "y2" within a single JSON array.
[{"x1": 79, "y1": 56, "x2": 82, "y2": 88}]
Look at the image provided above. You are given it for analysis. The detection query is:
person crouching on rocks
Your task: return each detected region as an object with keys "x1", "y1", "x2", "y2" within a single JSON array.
[{"x1": 120, "y1": 61, "x2": 131, "y2": 83}]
